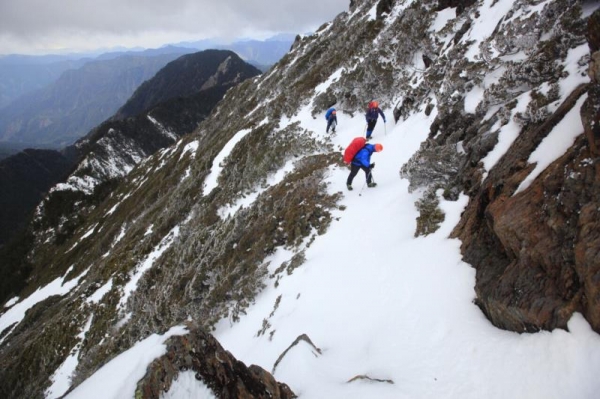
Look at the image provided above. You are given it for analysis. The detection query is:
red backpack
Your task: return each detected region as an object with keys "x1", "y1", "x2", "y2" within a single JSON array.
[{"x1": 343, "y1": 137, "x2": 367, "y2": 163}]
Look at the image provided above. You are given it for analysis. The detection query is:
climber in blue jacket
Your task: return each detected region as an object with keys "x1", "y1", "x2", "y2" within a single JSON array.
[
  {"x1": 346, "y1": 143, "x2": 383, "y2": 190},
  {"x1": 325, "y1": 107, "x2": 338, "y2": 133}
]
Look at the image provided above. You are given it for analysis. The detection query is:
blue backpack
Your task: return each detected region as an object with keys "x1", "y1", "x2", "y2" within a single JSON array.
[{"x1": 325, "y1": 107, "x2": 335, "y2": 120}]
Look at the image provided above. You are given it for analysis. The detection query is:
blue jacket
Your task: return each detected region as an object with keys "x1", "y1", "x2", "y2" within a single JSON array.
[
  {"x1": 352, "y1": 144, "x2": 375, "y2": 168},
  {"x1": 366, "y1": 107, "x2": 386, "y2": 123}
]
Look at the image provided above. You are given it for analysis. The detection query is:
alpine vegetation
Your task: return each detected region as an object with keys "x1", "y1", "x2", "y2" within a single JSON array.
[{"x1": 1, "y1": 1, "x2": 599, "y2": 398}]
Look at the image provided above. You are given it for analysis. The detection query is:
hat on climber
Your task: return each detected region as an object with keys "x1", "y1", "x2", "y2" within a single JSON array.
[{"x1": 374, "y1": 143, "x2": 383, "y2": 152}]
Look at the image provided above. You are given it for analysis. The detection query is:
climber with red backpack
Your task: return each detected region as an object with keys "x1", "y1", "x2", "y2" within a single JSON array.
[
  {"x1": 344, "y1": 140, "x2": 383, "y2": 190},
  {"x1": 365, "y1": 100, "x2": 386, "y2": 140}
]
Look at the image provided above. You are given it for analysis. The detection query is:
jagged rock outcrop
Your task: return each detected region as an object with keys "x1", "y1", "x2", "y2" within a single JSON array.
[
  {"x1": 451, "y1": 85, "x2": 596, "y2": 332},
  {"x1": 135, "y1": 327, "x2": 296, "y2": 399},
  {"x1": 449, "y1": 16, "x2": 600, "y2": 332},
  {"x1": 437, "y1": 0, "x2": 477, "y2": 15},
  {"x1": 583, "y1": 10, "x2": 600, "y2": 155}
]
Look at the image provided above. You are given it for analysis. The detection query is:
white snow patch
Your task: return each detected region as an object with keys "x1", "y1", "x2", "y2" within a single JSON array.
[
  {"x1": 144, "y1": 224, "x2": 154, "y2": 236},
  {"x1": 558, "y1": 44, "x2": 591, "y2": 100},
  {"x1": 367, "y1": 3, "x2": 377, "y2": 21},
  {"x1": 0, "y1": 268, "x2": 88, "y2": 344},
  {"x1": 114, "y1": 224, "x2": 127, "y2": 245},
  {"x1": 87, "y1": 278, "x2": 114, "y2": 304},
  {"x1": 148, "y1": 114, "x2": 178, "y2": 141},
  {"x1": 160, "y1": 371, "x2": 217, "y2": 399},
  {"x1": 53, "y1": 175, "x2": 99, "y2": 195},
  {"x1": 464, "y1": 85, "x2": 485, "y2": 114},
  {"x1": 46, "y1": 316, "x2": 93, "y2": 399},
  {"x1": 514, "y1": 93, "x2": 587, "y2": 194},
  {"x1": 464, "y1": 0, "x2": 517, "y2": 61},
  {"x1": 105, "y1": 202, "x2": 120, "y2": 217},
  {"x1": 80, "y1": 223, "x2": 98, "y2": 240},
  {"x1": 313, "y1": 68, "x2": 344, "y2": 97},
  {"x1": 218, "y1": 159, "x2": 298, "y2": 219},
  {"x1": 431, "y1": 7, "x2": 456, "y2": 32},
  {"x1": 4, "y1": 296, "x2": 19, "y2": 308},
  {"x1": 481, "y1": 91, "x2": 531, "y2": 175},
  {"x1": 118, "y1": 226, "x2": 180, "y2": 310},
  {"x1": 181, "y1": 167, "x2": 192, "y2": 181},
  {"x1": 203, "y1": 128, "x2": 253, "y2": 196},
  {"x1": 179, "y1": 140, "x2": 199, "y2": 161},
  {"x1": 64, "y1": 326, "x2": 188, "y2": 399}
]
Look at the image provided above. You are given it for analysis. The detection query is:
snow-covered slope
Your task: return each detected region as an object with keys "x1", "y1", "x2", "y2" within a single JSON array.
[
  {"x1": 59, "y1": 66, "x2": 600, "y2": 399},
  {"x1": 1, "y1": 0, "x2": 599, "y2": 398}
]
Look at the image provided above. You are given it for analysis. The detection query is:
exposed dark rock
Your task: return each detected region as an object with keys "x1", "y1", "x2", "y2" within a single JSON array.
[
  {"x1": 582, "y1": 73, "x2": 600, "y2": 155},
  {"x1": 423, "y1": 54, "x2": 433, "y2": 69},
  {"x1": 437, "y1": 0, "x2": 477, "y2": 16},
  {"x1": 587, "y1": 9, "x2": 600, "y2": 52},
  {"x1": 376, "y1": 0, "x2": 394, "y2": 19},
  {"x1": 135, "y1": 326, "x2": 296, "y2": 399},
  {"x1": 451, "y1": 85, "x2": 599, "y2": 332}
]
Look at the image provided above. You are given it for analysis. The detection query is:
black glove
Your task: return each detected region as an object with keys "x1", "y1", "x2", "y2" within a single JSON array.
[{"x1": 370, "y1": 163, "x2": 375, "y2": 169}]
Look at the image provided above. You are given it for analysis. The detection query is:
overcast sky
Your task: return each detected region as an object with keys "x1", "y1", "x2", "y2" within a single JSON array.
[{"x1": 0, "y1": 0, "x2": 349, "y2": 55}]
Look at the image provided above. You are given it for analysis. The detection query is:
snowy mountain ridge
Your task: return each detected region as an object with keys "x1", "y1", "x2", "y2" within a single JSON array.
[{"x1": 1, "y1": 0, "x2": 599, "y2": 398}]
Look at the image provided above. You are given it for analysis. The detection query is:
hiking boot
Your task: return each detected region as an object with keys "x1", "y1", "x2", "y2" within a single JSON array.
[
  {"x1": 367, "y1": 182, "x2": 377, "y2": 188},
  {"x1": 347, "y1": 184, "x2": 353, "y2": 191}
]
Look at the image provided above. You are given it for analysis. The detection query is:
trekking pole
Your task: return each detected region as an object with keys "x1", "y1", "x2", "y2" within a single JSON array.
[
  {"x1": 359, "y1": 180, "x2": 367, "y2": 196},
  {"x1": 359, "y1": 171, "x2": 374, "y2": 197}
]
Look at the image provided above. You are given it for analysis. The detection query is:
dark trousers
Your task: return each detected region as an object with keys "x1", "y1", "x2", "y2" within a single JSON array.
[
  {"x1": 327, "y1": 118, "x2": 337, "y2": 132},
  {"x1": 366, "y1": 119, "x2": 377, "y2": 137},
  {"x1": 347, "y1": 164, "x2": 372, "y2": 185}
]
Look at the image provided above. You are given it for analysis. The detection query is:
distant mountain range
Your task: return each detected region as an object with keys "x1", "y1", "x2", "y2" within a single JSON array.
[
  {"x1": 0, "y1": 52, "x2": 190, "y2": 148},
  {"x1": 0, "y1": 46, "x2": 193, "y2": 110},
  {"x1": 0, "y1": 36, "x2": 294, "y2": 151},
  {"x1": 0, "y1": 49, "x2": 260, "y2": 250}
]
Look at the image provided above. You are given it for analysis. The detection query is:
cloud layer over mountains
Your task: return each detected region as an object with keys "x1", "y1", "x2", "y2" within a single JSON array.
[{"x1": 0, "y1": 0, "x2": 348, "y2": 54}]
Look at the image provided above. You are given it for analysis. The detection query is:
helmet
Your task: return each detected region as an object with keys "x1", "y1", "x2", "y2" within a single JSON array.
[
  {"x1": 371, "y1": 101, "x2": 379, "y2": 108},
  {"x1": 374, "y1": 143, "x2": 383, "y2": 152}
]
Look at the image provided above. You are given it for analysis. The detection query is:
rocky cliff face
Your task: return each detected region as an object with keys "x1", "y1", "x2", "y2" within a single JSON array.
[
  {"x1": 0, "y1": 0, "x2": 598, "y2": 398},
  {"x1": 433, "y1": 7, "x2": 598, "y2": 334},
  {"x1": 135, "y1": 326, "x2": 296, "y2": 399}
]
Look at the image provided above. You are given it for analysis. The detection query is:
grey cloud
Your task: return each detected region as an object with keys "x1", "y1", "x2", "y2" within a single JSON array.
[{"x1": 0, "y1": 0, "x2": 348, "y2": 53}]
